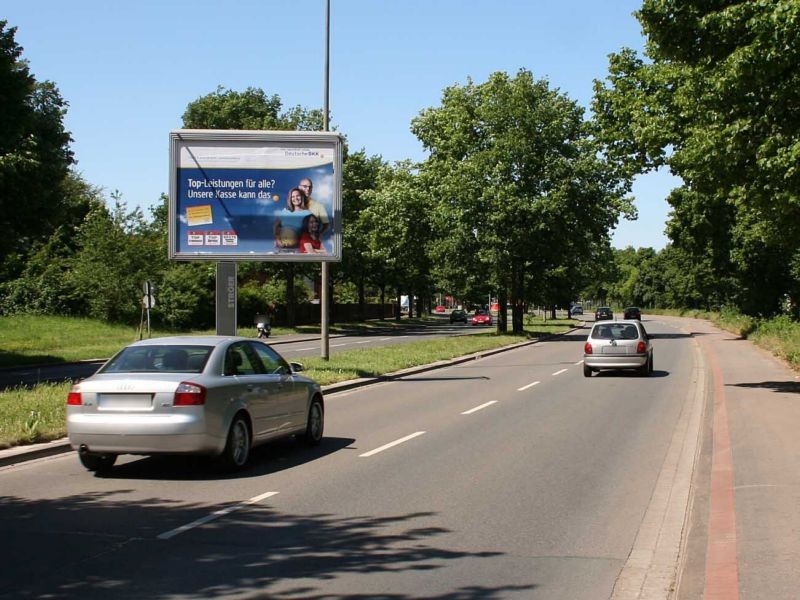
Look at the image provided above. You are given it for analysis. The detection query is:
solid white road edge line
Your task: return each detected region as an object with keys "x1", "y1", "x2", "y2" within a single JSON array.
[
  {"x1": 517, "y1": 381, "x2": 541, "y2": 391},
  {"x1": 359, "y1": 431, "x2": 426, "y2": 457},
  {"x1": 552, "y1": 368, "x2": 568, "y2": 376},
  {"x1": 158, "y1": 491, "x2": 280, "y2": 540},
  {"x1": 461, "y1": 400, "x2": 498, "y2": 415}
]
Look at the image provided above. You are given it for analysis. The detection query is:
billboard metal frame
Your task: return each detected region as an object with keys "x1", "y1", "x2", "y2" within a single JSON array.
[{"x1": 168, "y1": 129, "x2": 343, "y2": 262}]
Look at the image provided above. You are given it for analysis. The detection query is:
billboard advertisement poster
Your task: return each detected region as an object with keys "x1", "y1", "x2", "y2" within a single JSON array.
[{"x1": 169, "y1": 130, "x2": 343, "y2": 262}]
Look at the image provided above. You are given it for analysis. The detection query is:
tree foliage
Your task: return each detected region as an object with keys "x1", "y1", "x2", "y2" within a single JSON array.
[
  {"x1": 360, "y1": 162, "x2": 432, "y2": 316},
  {"x1": 66, "y1": 195, "x2": 167, "y2": 323},
  {"x1": 413, "y1": 70, "x2": 632, "y2": 331},
  {"x1": 593, "y1": 1, "x2": 800, "y2": 316},
  {"x1": 0, "y1": 21, "x2": 92, "y2": 281}
]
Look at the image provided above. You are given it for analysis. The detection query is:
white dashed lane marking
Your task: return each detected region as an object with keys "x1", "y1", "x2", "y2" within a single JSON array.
[
  {"x1": 359, "y1": 431, "x2": 426, "y2": 458},
  {"x1": 461, "y1": 401, "x2": 498, "y2": 415}
]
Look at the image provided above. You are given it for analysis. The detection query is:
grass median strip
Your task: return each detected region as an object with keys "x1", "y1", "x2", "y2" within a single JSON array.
[{"x1": 0, "y1": 318, "x2": 576, "y2": 450}]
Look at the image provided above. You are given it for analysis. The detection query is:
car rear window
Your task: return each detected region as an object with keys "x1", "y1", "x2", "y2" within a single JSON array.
[
  {"x1": 592, "y1": 324, "x2": 639, "y2": 340},
  {"x1": 100, "y1": 345, "x2": 213, "y2": 373}
]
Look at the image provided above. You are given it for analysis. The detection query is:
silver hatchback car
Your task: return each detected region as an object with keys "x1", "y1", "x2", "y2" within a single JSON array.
[
  {"x1": 583, "y1": 320, "x2": 653, "y2": 377},
  {"x1": 67, "y1": 336, "x2": 324, "y2": 473}
]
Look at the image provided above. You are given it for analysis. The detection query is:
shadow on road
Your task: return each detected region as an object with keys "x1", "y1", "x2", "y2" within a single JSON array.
[
  {"x1": 729, "y1": 380, "x2": 800, "y2": 394},
  {"x1": 87, "y1": 436, "x2": 357, "y2": 482},
  {"x1": 0, "y1": 491, "x2": 535, "y2": 599}
]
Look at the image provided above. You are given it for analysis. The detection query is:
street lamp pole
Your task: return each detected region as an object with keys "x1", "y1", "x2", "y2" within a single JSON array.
[{"x1": 320, "y1": 0, "x2": 331, "y2": 360}]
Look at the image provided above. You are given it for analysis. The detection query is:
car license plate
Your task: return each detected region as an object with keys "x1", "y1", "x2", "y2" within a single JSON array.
[
  {"x1": 97, "y1": 394, "x2": 154, "y2": 410},
  {"x1": 601, "y1": 346, "x2": 630, "y2": 355}
]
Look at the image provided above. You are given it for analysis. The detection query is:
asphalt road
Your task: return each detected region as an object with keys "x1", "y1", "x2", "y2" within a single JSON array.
[{"x1": 0, "y1": 317, "x2": 701, "y2": 599}]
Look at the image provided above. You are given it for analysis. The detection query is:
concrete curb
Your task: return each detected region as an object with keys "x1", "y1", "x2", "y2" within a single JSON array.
[{"x1": 0, "y1": 324, "x2": 584, "y2": 468}]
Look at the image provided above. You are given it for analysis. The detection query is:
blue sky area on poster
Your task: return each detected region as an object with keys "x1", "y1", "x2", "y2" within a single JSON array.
[{"x1": 175, "y1": 141, "x2": 339, "y2": 260}]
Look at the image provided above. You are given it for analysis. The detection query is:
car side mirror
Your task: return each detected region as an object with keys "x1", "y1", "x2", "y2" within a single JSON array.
[{"x1": 290, "y1": 362, "x2": 305, "y2": 373}]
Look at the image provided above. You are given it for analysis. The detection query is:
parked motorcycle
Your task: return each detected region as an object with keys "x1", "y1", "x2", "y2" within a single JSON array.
[{"x1": 255, "y1": 314, "x2": 271, "y2": 339}]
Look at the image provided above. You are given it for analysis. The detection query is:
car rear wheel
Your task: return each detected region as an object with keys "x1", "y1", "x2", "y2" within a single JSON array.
[
  {"x1": 639, "y1": 358, "x2": 650, "y2": 377},
  {"x1": 583, "y1": 364, "x2": 592, "y2": 377},
  {"x1": 301, "y1": 397, "x2": 324, "y2": 446},
  {"x1": 648, "y1": 354, "x2": 654, "y2": 374},
  {"x1": 219, "y1": 414, "x2": 251, "y2": 471},
  {"x1": 79, "y1": 452, "x2": 117, "y2": 473}
]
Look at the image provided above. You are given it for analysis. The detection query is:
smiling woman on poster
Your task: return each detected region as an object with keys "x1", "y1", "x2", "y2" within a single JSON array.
[
  {"x1": 272, "y1": 187, "x2": 311, "y2": 250},
  {"x1": 298, "y1": 214, "x2": 328, "y2": 254}
]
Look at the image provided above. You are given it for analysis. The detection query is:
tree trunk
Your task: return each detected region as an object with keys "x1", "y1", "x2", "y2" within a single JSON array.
[
  {"x1": 511, "y1": 264, "x2": 525, "y2": 334},
  {"x1": 380, "y1": 285, "x2": 386, "y2": 321},
  {"x1": 357, "y1": 276, "x2": 366, "y2": 322},
  {"x1": 498, "y1": 288, "x2": 508, "y2": 333},
  {"x1": 286, "y1": 263, "x2": 296, "y2": 326}
]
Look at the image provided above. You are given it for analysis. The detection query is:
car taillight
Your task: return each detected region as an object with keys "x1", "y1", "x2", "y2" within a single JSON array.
[
  {"x1": 67, "y1": 388, "x2": 82, "y2": 405},
  {"x1": 584, "y1": 342, "x2": 593, "y2": 354},
  {"x1": 636, "y1": 341, "x2": 647, "y2": 353},
  {"x1": 173, "y1": 382, "x2": 207, "y2": 406}
]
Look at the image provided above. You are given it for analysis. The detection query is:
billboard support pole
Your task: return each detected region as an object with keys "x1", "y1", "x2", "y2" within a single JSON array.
[
  {"x1": 216, "y1": 262, "x2": 238, "y2": 336},
  {"x1": 320, "y1": 0, "x2": 331, "y2": 360}
]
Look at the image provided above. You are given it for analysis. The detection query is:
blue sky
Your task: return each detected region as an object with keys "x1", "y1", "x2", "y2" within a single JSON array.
[{"x1": 5, "y1": 0, "x2": 678, "y2": 250}]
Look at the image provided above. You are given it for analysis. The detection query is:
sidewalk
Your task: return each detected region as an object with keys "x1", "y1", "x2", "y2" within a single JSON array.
[{"x1": 664, "y1": 316, "x2": 800, "y2": 599}]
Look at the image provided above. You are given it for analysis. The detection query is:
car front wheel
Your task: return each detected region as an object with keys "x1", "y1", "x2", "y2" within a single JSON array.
[{"x1": 302, "y1": 397, "x2": 324, "y2": 446}]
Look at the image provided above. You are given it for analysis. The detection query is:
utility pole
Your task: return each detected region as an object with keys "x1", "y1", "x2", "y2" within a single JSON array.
[{"x1": 320, "y1": 0, "x2": 331, "y2": 360}]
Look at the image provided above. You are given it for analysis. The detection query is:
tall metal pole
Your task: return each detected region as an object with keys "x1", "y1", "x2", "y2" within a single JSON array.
[{"x1": 320, "y1": 0, "x2": 331, "y2": 360}]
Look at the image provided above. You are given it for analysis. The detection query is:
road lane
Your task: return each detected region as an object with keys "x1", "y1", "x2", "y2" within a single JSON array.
[{"x1": 0, "y1": 318, "x2": 700, "y2": 599}]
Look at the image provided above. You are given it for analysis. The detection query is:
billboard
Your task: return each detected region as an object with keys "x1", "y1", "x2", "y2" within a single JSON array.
[{"x1": 169, "y1": 129, "x2": 343, "y2": 262}]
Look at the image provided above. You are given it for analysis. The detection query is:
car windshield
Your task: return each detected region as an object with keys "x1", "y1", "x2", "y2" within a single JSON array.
[
  {"x1": 100, "y1": 345, "x2": 213, "y2": 373},
  {"x1": 592, "y1": 324, "x2": 639, "y2": 340}
]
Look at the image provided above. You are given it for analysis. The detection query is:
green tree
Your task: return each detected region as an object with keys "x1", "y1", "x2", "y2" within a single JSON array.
[
  {"x1": 360, "y1": 162, "x2": 432, "y2": 319},
  {"x1": 0, "y1": 174, "x2": 104, "y2": 315},
  {"x1": 593, "y1": 1, "x2": 800, "y2": 316},
  {"x1": 0, "y1": 21, "x2": 89, "y2": 281},
  {"x1": 335, "y1": 149, "x2": 386, "y2": 319},
  {"x1": 182, "y1": 86, "x2": 323, "y2": 131},
  {"x1": 66, "y1": 195, "x2": 167, "y2": 324},
  {"x1": 413, "y1": 70, "x2": 632, "y2": 332}
]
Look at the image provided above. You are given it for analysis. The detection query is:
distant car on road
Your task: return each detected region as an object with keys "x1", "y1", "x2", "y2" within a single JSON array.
[
  {"x1": 623, "y1": 306, "x2": 642, "y2": 320},
  {"x1": 66, "y1": 336, "x2": 324, "y2": 474},
  {"x1": 470, "y1": 309, "x2": 493, "y2": 326},
  {"x1": 450, "y1": 309, "x2": 468, "y2": 324},
  {"x1": 434, "y1": 305, "x2": 446, "y2": 313},
  {"x1": 594, "y1": 306, "x2": 613, "y2": 321},
  {"x1": 583, "y1": 320, "x2": 653, "y2": 377},
  {"x1": 571, "y1": 305, "x2": 584, "y2": 316}
]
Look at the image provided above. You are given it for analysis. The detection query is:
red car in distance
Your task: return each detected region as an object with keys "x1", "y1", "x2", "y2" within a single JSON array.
[{"x1": 470, "y1": 309, "x2": 493, "y2": 326}]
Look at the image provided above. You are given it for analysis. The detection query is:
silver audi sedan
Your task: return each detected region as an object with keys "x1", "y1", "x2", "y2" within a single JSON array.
[
  {"x1": 583, "y1": 320, "x2": 653, "y2": 377},
  {"x1": 66, "y1": 336, "x2": 324, "y2": 473}
]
